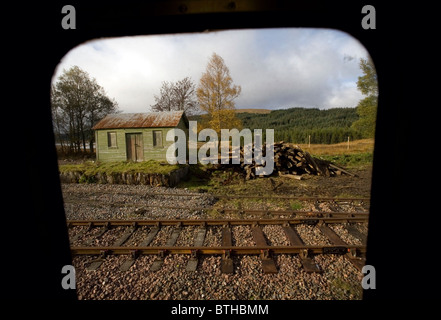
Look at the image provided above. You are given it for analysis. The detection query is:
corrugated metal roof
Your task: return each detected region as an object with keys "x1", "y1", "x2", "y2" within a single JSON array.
[{"x1": 92, "y1": 111, "x2": 186, "y2": 130}]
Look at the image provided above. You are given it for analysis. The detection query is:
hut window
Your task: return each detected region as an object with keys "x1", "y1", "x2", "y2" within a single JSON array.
[
  {"x1": 107, "y1": 132, "x2": 117, "y2": 148},
  {"x1": 153, "y1": 130, "x2": 163, "y2": 147}
]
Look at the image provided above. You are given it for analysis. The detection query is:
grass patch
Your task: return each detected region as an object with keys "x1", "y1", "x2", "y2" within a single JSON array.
[
  {"x1": 289, "y1": 200, "x2": 303, "y2": 210},
  {"x1": 59, "y1": 160, "x2": 181, "y2": 176},
  {"x1": 177, "y1": 164, "x2": 248, "y2": 193},
  {"x1": 317, "y1": 152, "x2": 373, "y2": 168},
  {"x1": 176, "y1": 164, "x2": 213, "y2": 191},
  {"x1": 330, "y1": 277, "x2": 363, "y2": 299}
]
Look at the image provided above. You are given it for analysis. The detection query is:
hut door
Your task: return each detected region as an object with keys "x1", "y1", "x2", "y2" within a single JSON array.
[{"x1": 126, "y1": 133, "x2": 144, "y2": 162}]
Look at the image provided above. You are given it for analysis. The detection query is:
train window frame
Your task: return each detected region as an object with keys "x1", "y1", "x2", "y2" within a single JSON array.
[{"x1": 21, "y1": 0, "x2": 409, "y2": 301}]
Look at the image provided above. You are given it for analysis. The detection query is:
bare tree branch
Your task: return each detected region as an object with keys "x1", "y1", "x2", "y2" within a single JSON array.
[{"x1": 150, "y1": 77, "x2": 200, "y2": 115}]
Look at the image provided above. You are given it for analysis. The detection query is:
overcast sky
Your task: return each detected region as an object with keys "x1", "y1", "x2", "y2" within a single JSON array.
[{"x1": 52, "y1": 28, "x2": 371, "y2": 113}]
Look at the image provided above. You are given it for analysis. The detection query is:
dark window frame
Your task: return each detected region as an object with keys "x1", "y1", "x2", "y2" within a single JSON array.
[
  {"x1": 107, "y1": 131, "x2": 117, "y2": 148},
  {"x1": 153, "y1": 130, "x2": 163, "y2": 148}
]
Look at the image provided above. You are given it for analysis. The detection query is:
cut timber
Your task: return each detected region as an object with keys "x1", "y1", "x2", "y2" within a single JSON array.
[
  {"x1": 304, "y1": 151, "x2": 321, "y2": 175},
  {"x1": 280, "y1": 173, "x2": 303, "y2": 180},
  {"x1": 329, "y1": 163, "x2": 358, "y2": 177},
  {"x1": 214, "y1": 141, "x2": 359, "y2": 179}
]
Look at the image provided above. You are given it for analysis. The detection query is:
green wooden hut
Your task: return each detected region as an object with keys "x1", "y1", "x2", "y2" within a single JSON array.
[{"x1": 92, "y1": 111, "x2": 188, "y2": 162}]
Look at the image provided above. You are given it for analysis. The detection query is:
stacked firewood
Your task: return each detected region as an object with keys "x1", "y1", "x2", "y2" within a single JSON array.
[{"x1": 219, "y1": 142, "x2": 356, "y2": 180}]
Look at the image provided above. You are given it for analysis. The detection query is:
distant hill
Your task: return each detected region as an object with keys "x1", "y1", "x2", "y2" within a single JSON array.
[
  {"x1": 235, "y1": 108, "x2": 271, "y2": 114},
  {"x1": 237, "y1": 107, "x2": 358, "y2": 129},
  {"x1": 188, "y1": 107, "x2": 363, "y2": 144},
  {"x1": 237, "y1": 107, "x2": 362, "y2": 144}
]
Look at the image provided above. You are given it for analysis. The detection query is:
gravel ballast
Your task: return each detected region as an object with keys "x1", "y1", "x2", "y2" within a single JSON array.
[{"x1": 62, "y1": 183, "x2": 368, "y2": 300}]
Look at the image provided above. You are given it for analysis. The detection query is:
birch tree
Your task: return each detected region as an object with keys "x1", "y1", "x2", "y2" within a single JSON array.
[{"x1": 151, "y1": 77, "x2": 199, "y2": 115}]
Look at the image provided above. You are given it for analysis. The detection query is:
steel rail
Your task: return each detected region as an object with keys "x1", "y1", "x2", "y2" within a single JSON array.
[
  {"x1": 70, "y1": 245, "x2": 366, "y2": 256},
  {"x1": 67, "y1": 216, "x2": 368, "y2": 227},
  {"x1": 180, "y1": 194, "x2": 370, "y2": 202},
  {"x1": 64, "y1": 201, "x2": 369, "y2": 216}
]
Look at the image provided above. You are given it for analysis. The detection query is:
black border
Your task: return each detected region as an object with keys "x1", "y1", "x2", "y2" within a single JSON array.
[{"x1": 9, "y1": 0, "x2": 426, "y2": 308}]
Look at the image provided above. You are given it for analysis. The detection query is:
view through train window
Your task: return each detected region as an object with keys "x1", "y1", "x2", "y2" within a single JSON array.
[{"x1": 52, "y1": 28, "x2": 377, "y2": 300}]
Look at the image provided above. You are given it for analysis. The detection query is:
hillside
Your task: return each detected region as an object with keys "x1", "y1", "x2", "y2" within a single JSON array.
[
  {"x1": 235, "y1": 108, "x2": 271, "y2": 114},
  {"x1": 237, "y1": 107, "x2": 362, "y2": 144},
  {"x1": 188, "y1": 107, "x2": 363, "y2": 144}
]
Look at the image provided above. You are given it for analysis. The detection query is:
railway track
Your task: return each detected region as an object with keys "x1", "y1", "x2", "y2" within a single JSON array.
[
  {"x1": 68, "y1": 216, "x2": 368, "y2": 274},
  {"x1": 66, "y1": 202, "x2": 368, "y2": 217},
  {"x1": 63, "y1": 183, "x2": 371, "y2": 299}
]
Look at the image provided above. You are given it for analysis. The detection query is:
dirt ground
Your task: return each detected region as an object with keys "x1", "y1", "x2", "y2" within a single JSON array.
[
  {"x1": 58, "y1": 154, "x2": 373, "y2": 199},
  {"x1": 206, "y1": 166, "x2": 373, "y2": 199},
  {"x1": 277, "y1": 167, "x2": 372, "y2": 198}
]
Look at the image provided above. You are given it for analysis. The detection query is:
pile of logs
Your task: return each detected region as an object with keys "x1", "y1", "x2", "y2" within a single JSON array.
[{"x1": 220, "y1": 142, "x2": 356, "y2": 180}]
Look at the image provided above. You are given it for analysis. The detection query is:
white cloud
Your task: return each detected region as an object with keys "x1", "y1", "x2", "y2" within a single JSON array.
[
  {"x1": 52, "y1": 28, "x2": 370, "y2": 113},
  {"x1": 327, "y1": 81, "x2": 365, "y2": 109}
]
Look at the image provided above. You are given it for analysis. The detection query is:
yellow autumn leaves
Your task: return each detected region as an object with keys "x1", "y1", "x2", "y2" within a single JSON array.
[{"x1": 197, "y1": 53, "x2": 242, "y2": 133}]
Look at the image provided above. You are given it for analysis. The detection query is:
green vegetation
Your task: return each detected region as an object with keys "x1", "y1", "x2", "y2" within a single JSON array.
[
  {"x1": 59, "y1": 160, "x2": 181, "y2": 176},
  {"x1": 351, "y1": 58, "x2": 378, "y2": 139},
  {"x1": 187, "y1": 57, "x2": 378, "y2": 145},
  {"x1": 289, "y1": 200, "x2": 303, "y2": 210},
  {"x1": 51, "y1": 66, "x2": 119, "y2": 153},
  {"x1": 330, "y1": 277, "x2": 363, "y2": 299},
  {"x1": 317, "y1": 153, "x2": 373, "y2": 169},
  {"x1": 238, "y1": 107, "x2": 363, "y2": 144},
  {"x1": 190, "y1": 107, "x2": 364, "y2": 144},
  {"x1": 176, "y1": 163, "x2": 213, "y2": 191}
]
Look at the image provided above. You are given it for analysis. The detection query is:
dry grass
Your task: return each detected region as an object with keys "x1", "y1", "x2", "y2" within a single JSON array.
[
  {"x1": 297, "y1": 138, "x2": 374, "y2": 156},
  {"x1": 193, "y1": 138, "x2": 375, "y2": 157}
]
